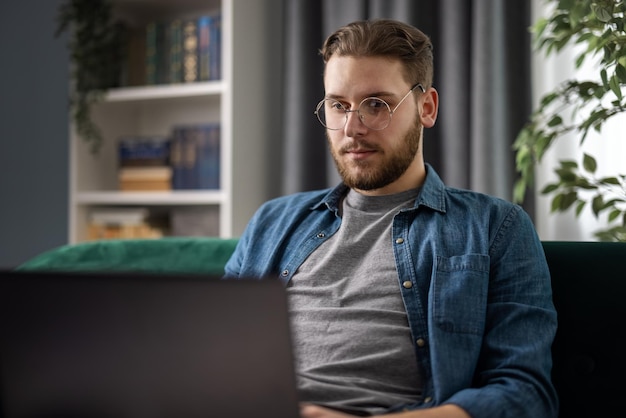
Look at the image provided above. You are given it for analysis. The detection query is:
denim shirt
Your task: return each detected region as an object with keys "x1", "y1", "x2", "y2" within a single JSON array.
[{"x1": 224, "y1": 164, "x2": 558, "y2": 418}]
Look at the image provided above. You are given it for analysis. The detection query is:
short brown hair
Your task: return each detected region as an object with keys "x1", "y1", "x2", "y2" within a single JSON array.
[{"x1": 320, "y1": 19, "x2": 434, "y2": 88}]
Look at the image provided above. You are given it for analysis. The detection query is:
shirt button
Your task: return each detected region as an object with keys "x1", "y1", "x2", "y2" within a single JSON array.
[
  {"x1": 423, "y1": 396, "x2": 432, "y2": 403},
  {"x1": 395, "y1": 237, "x2": 404, "y2": 244},
  {"x1": 416, "y1": 338, "x2": 426, "y2": 347},
  {"x1": 402, "y1": 281, "x2": 413, "y2": 289},
  {"x1": 317, "y1": 232, "x2": 325, "y2": 238},
  {"x1": 281, "y1": 270, "x2": 289, "y2": 277}
]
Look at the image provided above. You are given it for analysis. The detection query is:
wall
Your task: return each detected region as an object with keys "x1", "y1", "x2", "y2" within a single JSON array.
[{"x1": 0, "y1": 0, "x2": 69, "y2": 268}]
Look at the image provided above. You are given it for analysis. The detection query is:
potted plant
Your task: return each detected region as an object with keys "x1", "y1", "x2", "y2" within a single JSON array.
[
  {"x1": 514, "y1": 0, "x2": 626, "y2": 241},
  {"x1": 56, "y1": 0, "x2": 126, "y2": 153}
]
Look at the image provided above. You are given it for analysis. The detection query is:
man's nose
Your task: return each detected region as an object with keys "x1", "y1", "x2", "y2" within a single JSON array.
[{"x1": 344, "y1": 109, "x2": 367, "y2": 136}]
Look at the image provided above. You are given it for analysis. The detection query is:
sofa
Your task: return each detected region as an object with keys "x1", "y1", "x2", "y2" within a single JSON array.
[{"x1": 17, "y1": 238, "x2": 626, "y2": 418}]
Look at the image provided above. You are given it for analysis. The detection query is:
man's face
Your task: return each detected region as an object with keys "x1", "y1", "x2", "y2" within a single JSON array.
[{"x1": 323, "y1": 55, "x2": 423, "y2": 195}]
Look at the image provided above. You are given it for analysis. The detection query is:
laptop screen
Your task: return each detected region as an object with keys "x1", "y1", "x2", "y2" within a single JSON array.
[{"x1": 0, "y1": 270, "x2": 300, "y2": 418}]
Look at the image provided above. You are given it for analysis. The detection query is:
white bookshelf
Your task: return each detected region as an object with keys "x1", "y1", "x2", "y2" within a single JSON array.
[{"x1": 68, "y1": 0, "x2": 282, "y2": 243}]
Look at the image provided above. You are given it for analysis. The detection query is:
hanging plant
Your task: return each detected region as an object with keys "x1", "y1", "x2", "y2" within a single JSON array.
[{"x1": 56, "y1": 0, "x2": 126, "y2": 153}]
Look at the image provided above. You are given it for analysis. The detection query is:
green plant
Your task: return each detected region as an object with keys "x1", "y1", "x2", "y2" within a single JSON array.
[
  {"x1": 514, "y1": 0, "x2": 626, "y2": 241},
  {"x1": 56, "y1": 0, "x2": 126, "y2": 153}
]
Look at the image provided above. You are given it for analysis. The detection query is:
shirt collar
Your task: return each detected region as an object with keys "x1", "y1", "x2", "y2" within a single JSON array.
[{"x1": 311, "y1": 163, "x2": 447, "y2": 214}]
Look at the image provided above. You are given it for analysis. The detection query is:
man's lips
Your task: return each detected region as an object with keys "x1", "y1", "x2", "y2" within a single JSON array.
[{"x1": 342, "y1": 147, "x2": 378, "y2": 160}]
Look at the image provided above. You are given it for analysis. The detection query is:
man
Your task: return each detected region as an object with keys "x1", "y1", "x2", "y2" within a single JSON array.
[{"x1": 224, "y1": 19, "x2": 558, "y2": 418}]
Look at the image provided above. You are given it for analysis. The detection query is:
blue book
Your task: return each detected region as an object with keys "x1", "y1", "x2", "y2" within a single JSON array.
[
  {"x1": 209, "y1": 13, "x2": 222, "y2": 80},
  {"x1": 170, "y1": 128, "x2": 184, "y2": 189},
  {"x1": 198, "y1": 15, "x2": 211, "y2": 82},
  {"x1": 118, "y1": 136, "x2": 170, "y2": 167},
  {"x1": 195, "y1": 124, "x2": 220, "y2": 189}
]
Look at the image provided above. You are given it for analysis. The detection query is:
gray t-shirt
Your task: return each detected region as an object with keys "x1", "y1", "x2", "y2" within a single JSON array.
[{"x1": 287, "y1": 187, "x2": 423, "y2": 415}]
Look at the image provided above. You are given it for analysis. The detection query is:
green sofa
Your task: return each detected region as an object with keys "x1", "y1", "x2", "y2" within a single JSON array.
[{"x1": 17, "y1": 238, "x2": 626, "y2": 418}]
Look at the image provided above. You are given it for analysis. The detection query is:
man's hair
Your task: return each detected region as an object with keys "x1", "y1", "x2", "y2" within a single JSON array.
[{"x1": 320, "y1": 19, "x2": 434, "y2": 89}]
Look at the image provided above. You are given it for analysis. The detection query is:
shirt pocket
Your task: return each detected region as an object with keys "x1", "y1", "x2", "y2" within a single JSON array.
[{"x1": 432, "y1": 253, "x2": 490, "y2": 335}]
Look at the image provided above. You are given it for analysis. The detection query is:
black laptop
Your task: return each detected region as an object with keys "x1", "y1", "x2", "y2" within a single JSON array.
[{"x1": 0, "y1": 270, "x2": 300, "y2": 418}]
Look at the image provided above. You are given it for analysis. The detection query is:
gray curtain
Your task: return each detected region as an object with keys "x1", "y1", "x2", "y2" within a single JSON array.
[{"x1": 279, "y1": 0, "x2": 533, "y2": 211}]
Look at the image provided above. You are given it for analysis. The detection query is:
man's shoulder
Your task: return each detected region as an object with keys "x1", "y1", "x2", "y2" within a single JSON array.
[
  {"x1": 421, "y1": 164, "x2": 519, "y2": 215},
  {"x1": 445, "y1": 186, "x2": 516, "y2": 207},
  {"x1": 434, "y1": 184, "x2": 526, "y2": 226}
]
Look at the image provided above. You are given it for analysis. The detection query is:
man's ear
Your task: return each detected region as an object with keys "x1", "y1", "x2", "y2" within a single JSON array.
[{"x1": 419, "y1": 87, "x2": 439, "y2": 128}]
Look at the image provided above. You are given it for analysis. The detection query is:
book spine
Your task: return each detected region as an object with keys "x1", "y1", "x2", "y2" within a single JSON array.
[
  {"x1": 182, "y1": 19, "x2": 199, "y2": 83},
  {"x1": 209, "y1": 13, "x2": 222, "y2": 80},
  {"x1": 198, "y1": 15, "x2": 211, "y2": 82},
  {"x1": 196, "y1": 124, "x2": 220, "y2": 189},
  {"x1": 171, "y1": 127, "x2": 184, "y2": 190},
  {"x1": 156, "y1": 21, "x2": 168, "y2": 84},
  {"x1": 168, "y1": 19, "x2": 183, "y2": 84},
  {"x1": 118, "y1": 136, "x2": 170, "y2": 167},
  {"x1": 182, "y1": 126, "x2": 199, "y2": 189},
  {"x1": 125, "y1": 27, "x2": 147, "y2": 87},
  {"x1": 145, "y1": 22, "x2": 158, "y2": 85}
]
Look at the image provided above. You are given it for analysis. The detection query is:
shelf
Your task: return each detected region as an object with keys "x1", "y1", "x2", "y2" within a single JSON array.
[
  {"x1": 75, "y1": 190, "x2": 225, "y2": 205},
  {"x1": 68, "y1": 0, "x2": 280, "y2": 243},
  {"x1": 104, "y1": 81, "x2": 224, "y2": 102}
]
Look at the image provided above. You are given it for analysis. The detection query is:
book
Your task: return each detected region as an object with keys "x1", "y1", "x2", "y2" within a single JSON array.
[
  {"x1": 182, "y1": 18, "x2": 199, "y2": 83},
  {"x1": 145, "y1": 21, "x2": 159, "y2": 85},
  {"x1": 118, "y1": 136, "x2": 170, "y2": 167},
  {"x1": 118, "y1": 166, "x2": 172, "y2": 181},
  {"x1": 119, "y1": 180, "x2": 172, "y2": 192},
  {"x1": 89, "y1": 208, "x2": 149, "y2": 226},
  {"x1": 170, "y1": 124, "x2": 220, "y2": 190},
  {"x1": 195, "y1": 124, "x2": 220, "y2": 189},
  {"x1": 118, "y1": 166, "x2": 173, "y2": 191},
  {"x1": 87, "y1": 208, "x2": 165, "y2": 240},
  {"x1": 199, "y1": 14, "x2": 222, "y2": 81},
  {"x1": 168, "y1": 19, "x2": 183, "y2": 84},
  {"x1": 170, "y1": 129, "x2": 184, "y2": 190},
  {"x1": 209, "y1": 13, "x2": 222, "y2": 80},
  {"x1": 123, "y1": 26, "x2": 147, "y2": 87},
  {"x1": 198, "y1": 15, "x2": 211, "y2": 82},
  {"x1": 145, "y1": 21, "x2": 168, "y2": 85}
]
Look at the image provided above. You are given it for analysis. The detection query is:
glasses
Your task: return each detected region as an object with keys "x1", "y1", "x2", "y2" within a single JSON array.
[{"x1": 314, "y1": 84, "x2": 425, "y2": 131}]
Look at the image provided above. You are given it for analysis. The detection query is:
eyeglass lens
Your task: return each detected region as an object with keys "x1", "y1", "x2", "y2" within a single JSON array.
[{"x1": 316, "y1": 98, "x2": 392, "y2": 130}]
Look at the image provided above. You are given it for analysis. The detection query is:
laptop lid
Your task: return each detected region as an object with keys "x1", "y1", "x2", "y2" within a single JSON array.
[{"x1": 0, "y1": 270, "x2": 300, "y2": 418}]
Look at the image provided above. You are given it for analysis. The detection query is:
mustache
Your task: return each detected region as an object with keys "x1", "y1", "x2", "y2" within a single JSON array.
[{"x1": 339, "y1": 140, "x2": 381, "y2": 154}]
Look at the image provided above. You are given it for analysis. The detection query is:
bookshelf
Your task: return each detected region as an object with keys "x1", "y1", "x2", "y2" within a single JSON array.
[{"x1": 68, "y1": 0, "x2": 282, "y2": 243}]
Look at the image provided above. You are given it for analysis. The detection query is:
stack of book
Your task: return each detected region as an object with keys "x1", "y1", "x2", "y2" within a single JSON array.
[
  {"x1": 118, "y1": 136, "x2": 172, "y2": 191},
  {"x1": 87, "y1": 208, "x2": 165, "y2": 241}
]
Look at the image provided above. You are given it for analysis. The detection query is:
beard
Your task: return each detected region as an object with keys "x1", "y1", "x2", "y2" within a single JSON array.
[{"x1": 328, "y1": 120, "x2": 422, "y2": 191}]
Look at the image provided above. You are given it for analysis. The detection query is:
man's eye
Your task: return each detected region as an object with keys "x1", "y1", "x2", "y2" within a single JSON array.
[
  {"x1": 362, "y1": 98, "x2": 388, "y2": 114},
  {"x1": 329, "y1": 101, "x2": 345, "y2": 111},
  {"x1": 367, "y1": 99, "x2": 387, "y2": 109}
]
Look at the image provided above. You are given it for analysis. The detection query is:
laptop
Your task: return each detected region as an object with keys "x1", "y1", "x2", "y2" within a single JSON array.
[{"x1": 0, "y1": 270, "x2": 300, "y2": 418}]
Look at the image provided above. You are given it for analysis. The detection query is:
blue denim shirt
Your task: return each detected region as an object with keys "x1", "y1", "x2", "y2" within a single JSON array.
[{"x1": 224, "y1": 164, "x2": 558, "y2": 418}]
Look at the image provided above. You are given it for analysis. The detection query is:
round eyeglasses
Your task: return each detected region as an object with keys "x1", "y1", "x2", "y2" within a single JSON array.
[{"x1": 314, "y1": 84, "x2": 425, "y2": 131}]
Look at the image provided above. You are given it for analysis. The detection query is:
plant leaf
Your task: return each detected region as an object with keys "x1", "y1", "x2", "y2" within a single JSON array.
[
  {"x1": 609, "y1": 74, "x2": 623, "y2": 100},
  {"x1": 582, "y1": 153, "x2": 597, "y2": 173}
]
